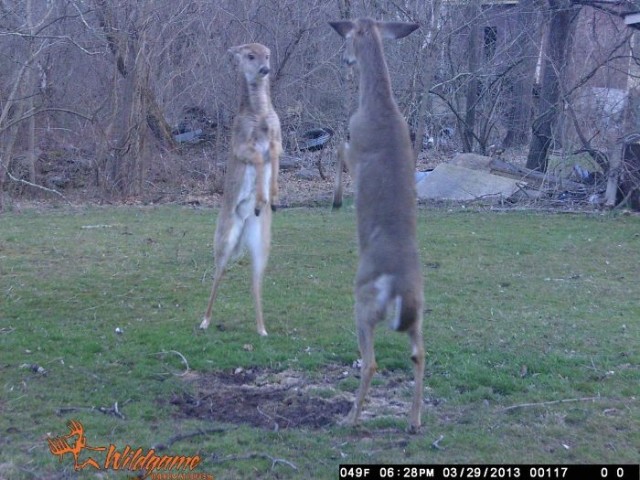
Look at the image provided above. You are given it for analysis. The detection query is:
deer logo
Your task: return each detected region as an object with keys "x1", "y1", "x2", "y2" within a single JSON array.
[{"x1": 47, "y1": 419, "x2": 105, "y2": 471}]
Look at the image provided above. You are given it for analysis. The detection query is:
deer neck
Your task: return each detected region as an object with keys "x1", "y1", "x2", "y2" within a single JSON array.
[
  {"x1": 240, "y1": 77, "x2": 272, "y2": 116},
  {"x1": 357, "y1": 35, "x2": 395, "y2": 111}
]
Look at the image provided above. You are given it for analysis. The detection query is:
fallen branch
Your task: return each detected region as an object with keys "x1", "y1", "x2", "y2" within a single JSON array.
[
  {"x1": 98, "y1": 401, "x2": 126, "y2": 419},
  {"x1": 155, "y1": 350, "x2": 190, "y2": 376},
  {"x1": 431, "y1": 434, "x2": 445, "y2": 450},
  {"x1": 210, "y1": 452, "x2": 297, "y2": 471},
  {"x1": 257, "y1": 405, "x2": 294, "y2": 430},
  {"x1": 502, "y1": 396, "x2": 601, "y2": 412},
  {"x1": 489, "y1": 158, "x2": 586, "y2": 192},
  {"x1": 6, "y1": 171, "x2": 70, "y2": 202},
  {"x1": 612, "y1": 187, "x2": 639, "y2": 211},
  {"x1": 56, "y1": 400, "x2": 129, "y2": 419}
]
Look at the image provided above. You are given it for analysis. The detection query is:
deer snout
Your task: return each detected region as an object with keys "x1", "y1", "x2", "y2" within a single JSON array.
[{"x1": 259, "y1": 66, "x2": 270, "y2": 76}]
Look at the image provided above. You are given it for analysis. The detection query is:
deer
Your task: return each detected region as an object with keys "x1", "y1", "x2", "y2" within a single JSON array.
[
  {"x1": 329, "y1": 18, "x2": 425, "y2": 433},
  {"x1": 199, "y1": 43, "x2": 282, "y2": 337}
]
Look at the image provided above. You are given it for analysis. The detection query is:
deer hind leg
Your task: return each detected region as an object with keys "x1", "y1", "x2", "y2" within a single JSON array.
[
  {"x1": 200, "y1": 216, "x2": 243, "y2": 330},
  {"x1": 407, "y1": 318, "x2": 425, "y2": 433},
  {"x1": 200, "y1": 265, "x2": 224, "y2": 330},
  {"x1": 342, "y1": 282, "x2": 384, "y2": 426},
  {"x1": 245, "y1": 209, "x2": 271, "y2": 336}
]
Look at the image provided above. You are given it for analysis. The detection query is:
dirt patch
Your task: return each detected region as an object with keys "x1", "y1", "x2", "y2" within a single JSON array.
[{"x1": 166, "y1": 365, "x2": 421, "y2": 430}]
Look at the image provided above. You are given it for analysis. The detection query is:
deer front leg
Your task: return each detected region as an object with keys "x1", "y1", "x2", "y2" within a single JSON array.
[
  {"x1": 333, "y1": 142, "x2": 350, "y2": 209},
  {"x1": 268, "y1": 139, "x2": 281, "y2": 211},
  {"x1": 252, "y1": 150, "x2": 267, "y2": 216}
]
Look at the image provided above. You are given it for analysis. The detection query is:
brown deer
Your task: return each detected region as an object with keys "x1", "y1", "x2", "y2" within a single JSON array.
[
  {"x1": 199, "y1": 43, "x2": 282, "y2": 337},
  {"x1": 329, "y1": 18, "x2": 424, "y2": 432}
]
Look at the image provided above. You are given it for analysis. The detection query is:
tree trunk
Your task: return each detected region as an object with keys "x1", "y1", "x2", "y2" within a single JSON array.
[
  {"x1": 502, "y1": 0, "x2": 538, "y2": 148},
  {"x1": 412, "y1": 0, "x2": 442, "y2": 164},
  {"x1": 526, "y1": 1, "x2": 579, "y2": 172},
  {"x1": 607, "y1": 32, "x2": 640, "y2": 207},
  {"x1": 95, "y1": 0, "x2": 174, "y2": 197},
  {"x1": 337, "y1": 0, "x2": 351, "y2": 19},
  {"x1": 463, "y1": 7, "x2": 481, "y2": 153},
  {"x1": 0, "y1": 44, "x2": 30, "y2": 211},
  {"x1": 0, "y1": 114, "x2": 23, "y2": 212}
]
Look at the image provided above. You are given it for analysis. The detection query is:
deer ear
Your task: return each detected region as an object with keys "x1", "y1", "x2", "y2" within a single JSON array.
[
  {"x1": 228, "y1": 45, "x2": 243, "y2": 58},
  {"x1": 378, "y1": 22, "x2": 419, "y2": 40},
  {"x1": 329, "y1": 21, "x2": 355, "y2": 38}
]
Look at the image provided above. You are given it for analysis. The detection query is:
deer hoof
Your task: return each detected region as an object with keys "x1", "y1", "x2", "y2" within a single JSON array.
[
  {"x1": 199, "y1": 318, "x2": 210, "y2": 330},
  {"x1": 339, "y1": 408, "x2": 359, "y2": 427},
  {"x1": 337, "y1": 417, "x2": 350, "y2": 427},
  {"x1": 270, "y1": 204, "x2": 277, "y2": 212},
  {"x1": 254, "y1": 207, "x2": 261, "y2": 216},
  {"x1": 407, "y1": 423, "x2": 421, "y2": 434}
]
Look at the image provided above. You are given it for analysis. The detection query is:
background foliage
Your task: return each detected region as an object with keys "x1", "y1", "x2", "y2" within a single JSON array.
[{"x1": 2, "y1": 0, "x2": 640, "y2": 209}]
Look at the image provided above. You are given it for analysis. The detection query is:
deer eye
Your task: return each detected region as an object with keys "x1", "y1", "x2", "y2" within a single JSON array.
[
  {"x1": 247, "y1": 53, "x2": 255, "y2": 60},
  {"x1": 265, "y1": 54, "x2": 270, "y2": 60}
]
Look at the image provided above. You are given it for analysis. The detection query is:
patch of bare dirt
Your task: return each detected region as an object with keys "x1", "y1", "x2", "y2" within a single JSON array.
[{"x1": 165, "y1": 365, "x2": 423, "y2": 430}]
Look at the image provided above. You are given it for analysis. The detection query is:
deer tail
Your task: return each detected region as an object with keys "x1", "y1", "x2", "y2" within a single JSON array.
[{"x1": 391, "y1": 290, "x2": 421, "y2": 332}]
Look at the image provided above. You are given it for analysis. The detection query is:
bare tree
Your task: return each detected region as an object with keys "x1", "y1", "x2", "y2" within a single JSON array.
[
  {"x1": 0, "y1": 0, "x2": 97, "y2": 210},
  {"x1": 92, "y1": 0, "x2": 178, "y2": 196},
  {"x1": 424, "y1": 2, "x2": 543, "y2": 156},
  {"x1": 526, "y1": 0, "x2": 581, "y2": 172},
  {"x1": 502, "y1": 0, "x2": 540, "y2": 148}
]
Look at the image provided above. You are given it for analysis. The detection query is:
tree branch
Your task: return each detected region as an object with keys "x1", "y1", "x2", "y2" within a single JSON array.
[
  {"x1": 0, "y1": 107, "x2": 94, "y2": 134},
  {"x1": 4, "y1": 170, "x2": 69, "y2": 202},
  {"x1": 502, "y1": 396, "x2": 602, "y2": 411}
]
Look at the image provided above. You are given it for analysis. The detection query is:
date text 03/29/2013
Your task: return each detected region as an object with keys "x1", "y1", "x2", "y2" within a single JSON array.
[{"x1": 338, "y1": 464, "x2": 639, "y2": 480}]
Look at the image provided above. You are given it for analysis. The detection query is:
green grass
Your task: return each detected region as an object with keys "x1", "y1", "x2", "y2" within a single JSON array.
[{"x1": 1, "y1": 204, "x2": 639, "y2": 479}]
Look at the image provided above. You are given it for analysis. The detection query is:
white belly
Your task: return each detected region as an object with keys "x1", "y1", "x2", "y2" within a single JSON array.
[{"x1": 235, "y1": 162, "x2": 272, "y2": 219}]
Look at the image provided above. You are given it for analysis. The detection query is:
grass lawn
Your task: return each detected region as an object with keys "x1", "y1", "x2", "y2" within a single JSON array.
[{"x1": 0, "y1": 204, "x2": 638, "y2": 479}]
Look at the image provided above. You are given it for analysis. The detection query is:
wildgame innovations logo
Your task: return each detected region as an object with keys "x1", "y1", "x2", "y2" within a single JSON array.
[{"x1": 47, "y1": 419, "x2": 213, "y2": 479}]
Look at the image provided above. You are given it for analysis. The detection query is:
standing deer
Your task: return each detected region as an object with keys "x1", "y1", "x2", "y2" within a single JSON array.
[
  {"x1": 329, "y1": 18, "x2": 424, "y2": 432},
  {"x1": 199, "y1": 43, "x2": 282, "y2": 337}
]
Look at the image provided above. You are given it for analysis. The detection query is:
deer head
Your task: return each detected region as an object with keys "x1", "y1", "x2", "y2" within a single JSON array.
[
  {"x1": 329, "y1": 18, "x2": 419, "y2": 66},
  {"x1": 228, "y1": 43, "x2": 272, "y2": 85}
]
